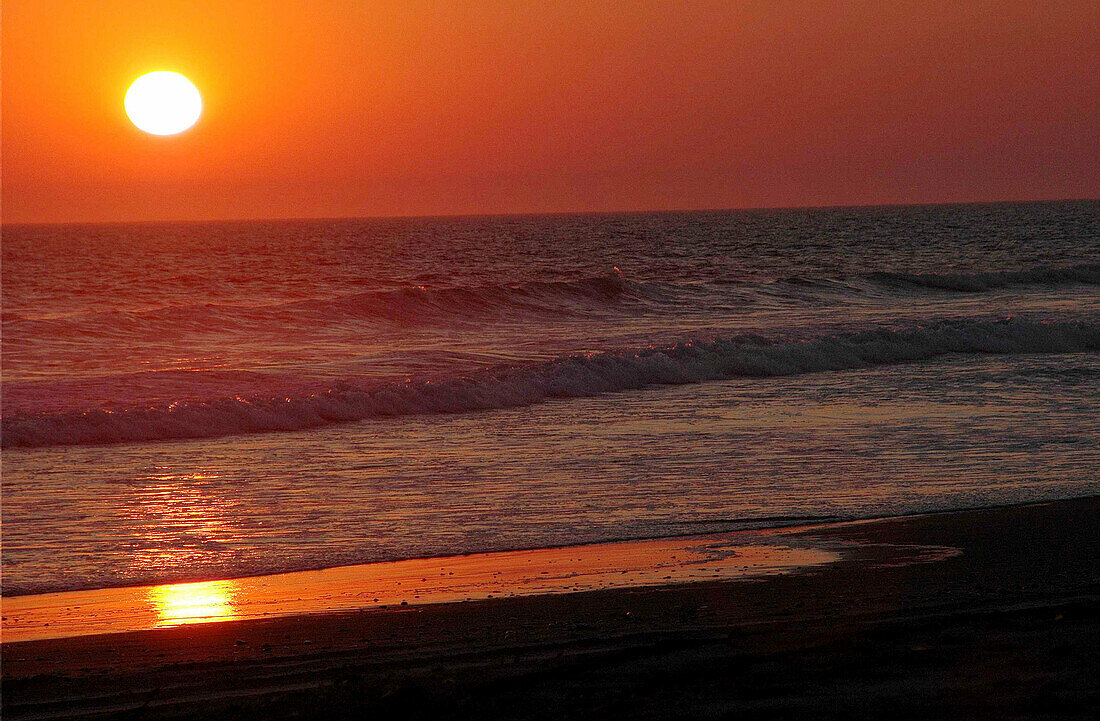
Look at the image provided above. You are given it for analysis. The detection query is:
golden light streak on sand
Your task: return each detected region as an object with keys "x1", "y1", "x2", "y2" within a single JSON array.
[
  {"x1": 148, "y1": 580, "x2": 236, "y2": 627},
  {"x1": 2, "y1": 533, "x2": 838, "y2": 643}
]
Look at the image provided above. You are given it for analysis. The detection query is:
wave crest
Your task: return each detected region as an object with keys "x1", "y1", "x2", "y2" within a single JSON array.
[
  {"x1": 4, "y1": 316, "x2": 1097, "y2": 449},
  {"x1": 863, "y1": 263, "x2": 1100, "y2": 292},
  {"x1": 1, "y1": 271, "x2": 634, "y2": 334}
]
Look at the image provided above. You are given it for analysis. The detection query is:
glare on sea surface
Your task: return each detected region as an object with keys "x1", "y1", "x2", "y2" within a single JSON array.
[
  {"x1": 124, "y1": 71, "x2": 202, "y2": 135},
  {"x1": 148, "y1": 580, "x2": 237, "y2": 626}
]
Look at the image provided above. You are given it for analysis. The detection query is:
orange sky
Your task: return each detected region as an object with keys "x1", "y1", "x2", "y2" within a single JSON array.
[{"x1": 3, "y1": 1, "x2": 1098, "y2": 223}]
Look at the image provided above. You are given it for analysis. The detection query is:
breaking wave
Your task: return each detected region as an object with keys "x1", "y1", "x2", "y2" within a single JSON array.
[{"x1": 4, "y1": 316, "x2": 1097, "y2": 449}]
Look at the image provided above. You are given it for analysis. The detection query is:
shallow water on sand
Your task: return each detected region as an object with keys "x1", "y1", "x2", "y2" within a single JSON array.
[{"x1": 2, "y1": 534, "x2": 840, "y2": 642}]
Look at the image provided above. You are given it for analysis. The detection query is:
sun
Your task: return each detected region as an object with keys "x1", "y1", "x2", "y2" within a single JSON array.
[{"x1": 125, "y1": 71, "x2": 203, "y2": 136}]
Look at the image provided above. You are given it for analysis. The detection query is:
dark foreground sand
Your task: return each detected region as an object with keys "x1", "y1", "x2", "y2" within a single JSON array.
[{"x1": 4, "y1": 497, "x2": 1099, "y2": 720}]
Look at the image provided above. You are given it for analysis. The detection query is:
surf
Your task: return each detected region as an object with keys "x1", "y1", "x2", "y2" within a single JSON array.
[{"x1": 5, "y1": 315, "x2": 1097, "y2": 449}]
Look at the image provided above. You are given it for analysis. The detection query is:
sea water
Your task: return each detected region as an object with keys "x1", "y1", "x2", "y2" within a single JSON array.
[{"x1": 3, "y1": 201, "x2": 1098, "y2": 594}]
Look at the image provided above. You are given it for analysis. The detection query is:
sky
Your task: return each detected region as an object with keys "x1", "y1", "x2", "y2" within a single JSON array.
[{"x1": 3, "y1": 0, "x2": 1099, "y2": 223}]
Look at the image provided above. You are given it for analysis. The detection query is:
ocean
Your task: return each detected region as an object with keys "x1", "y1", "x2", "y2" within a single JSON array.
[{"x1": 3, "y1": 200, "x2": 1099, "y2": 596}]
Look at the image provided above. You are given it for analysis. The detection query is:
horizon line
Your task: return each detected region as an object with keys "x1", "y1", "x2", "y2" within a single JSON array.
[{"x1": 3, "y1": 196, "x2": 1097, "y2": 228}]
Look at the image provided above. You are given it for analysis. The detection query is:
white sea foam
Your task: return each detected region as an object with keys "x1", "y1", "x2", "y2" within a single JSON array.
[{"x1": 4, "y1": 316, "x2": 1097, "y2": 449}]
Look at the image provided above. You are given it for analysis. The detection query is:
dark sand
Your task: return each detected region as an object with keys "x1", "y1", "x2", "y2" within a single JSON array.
[{"x1": 4, "y1": 497, "x2": 1099, "y2": 720}]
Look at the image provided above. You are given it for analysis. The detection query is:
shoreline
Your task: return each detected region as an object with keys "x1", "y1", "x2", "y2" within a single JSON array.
[
  {"x1": 5, "y1": 493, "x2": 1090, "y2": 601},
  {"x1": 2, "y1": 533, "x2": 839, "y2": 644},
  {"x1": 4, "y1": 496, "x2": 1098, "y2": 718}
]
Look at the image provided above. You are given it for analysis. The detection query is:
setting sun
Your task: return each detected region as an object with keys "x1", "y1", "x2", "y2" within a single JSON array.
[{"x1": 124, "y1": 71, "x2": 202, "y2": 136}]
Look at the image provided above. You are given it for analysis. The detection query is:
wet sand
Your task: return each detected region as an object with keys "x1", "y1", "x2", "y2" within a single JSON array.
[
  {"x1": 2, "y1": 534, "x2": 838, "y2": 644},
  {"x1": 4, "y1": 497, "x2": 1099, "y2": 720}
]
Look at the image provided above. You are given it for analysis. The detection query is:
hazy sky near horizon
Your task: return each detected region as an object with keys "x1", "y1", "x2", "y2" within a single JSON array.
[{"x1": 3, "y1": 1, "x2": 1099, "y2": 223}]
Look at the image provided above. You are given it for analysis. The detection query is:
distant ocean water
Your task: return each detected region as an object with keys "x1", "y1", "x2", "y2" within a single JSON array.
[{"x1": 3, "y1": 201, "x2": 1099, "y2": 595}]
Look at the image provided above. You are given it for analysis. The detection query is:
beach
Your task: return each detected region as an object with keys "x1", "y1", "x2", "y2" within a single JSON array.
[
  {"x1": 4, "y1": 3, "x2": 1099, "y2": 717},
  {"x1": 5, "y1": 496, "x2": 1098, "y2": 719}
]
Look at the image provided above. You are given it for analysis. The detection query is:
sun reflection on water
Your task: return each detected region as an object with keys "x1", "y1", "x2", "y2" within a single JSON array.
[
  {"x1": 125, "y1": 467, "x2": 242, "y2": 582},
  {"x1": 148, "y1": 580, "x2": 237, "y2": 627}
]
